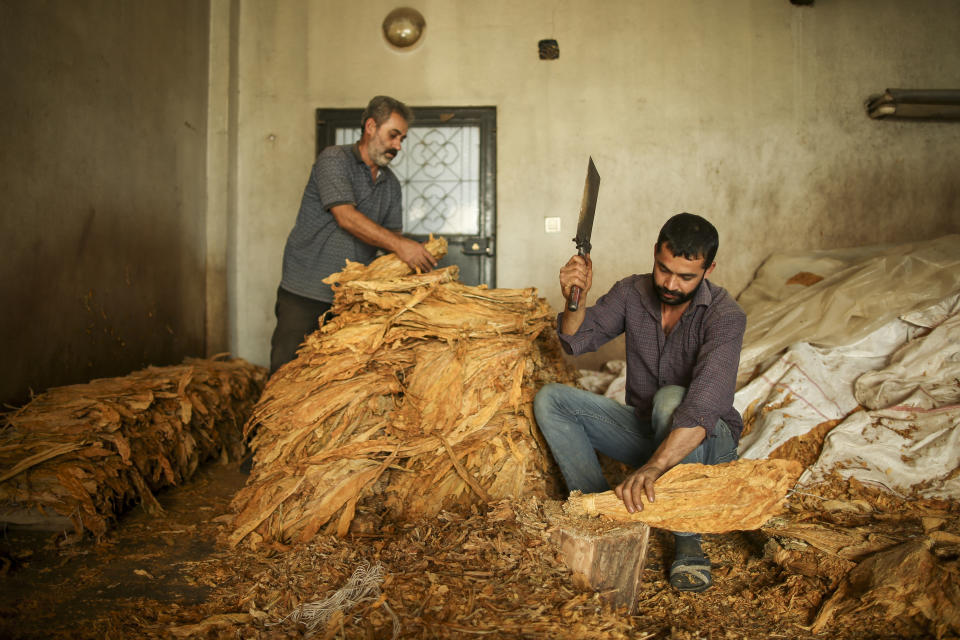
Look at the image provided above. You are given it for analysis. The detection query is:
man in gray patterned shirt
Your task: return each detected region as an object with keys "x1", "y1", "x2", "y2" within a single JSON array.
[
  {"x1": 270, "y1": 96, "x2": 437, "y2": 374},
  {"x1": 534, "y1": 213, "x2": 746, "y2": 593}
]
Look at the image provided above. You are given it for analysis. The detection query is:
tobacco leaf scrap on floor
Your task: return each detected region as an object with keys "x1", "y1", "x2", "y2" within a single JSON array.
[
  {"x1": 27, "y1": 481, "x2": 949, "y2": 640},
  {"x1": 3, "y1": 423, "x2": 956, "y2": 639},
  {"x1": 765, "y1": 475, "x2": 960, "y2": 638}
]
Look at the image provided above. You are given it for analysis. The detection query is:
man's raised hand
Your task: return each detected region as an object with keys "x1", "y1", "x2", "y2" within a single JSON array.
[{"x1": 559, "y1": 254, "x2": 592, "y2": 301}]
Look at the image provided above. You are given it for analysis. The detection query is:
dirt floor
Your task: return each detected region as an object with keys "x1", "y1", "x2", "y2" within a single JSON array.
[
  {"x1": 0, "y1": 462, "x2": 249, "y2": 638},
  {"x1": 0, "y1": 460, "x2": 955, "y2": 639}
]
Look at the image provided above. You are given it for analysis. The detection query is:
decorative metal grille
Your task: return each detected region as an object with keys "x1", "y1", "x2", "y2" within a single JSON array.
[{"x1": 335, "y1": 126, "x2": 481, "y2": 235}]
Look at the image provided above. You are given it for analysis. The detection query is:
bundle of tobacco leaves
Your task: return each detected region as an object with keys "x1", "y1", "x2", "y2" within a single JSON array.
[
  {"x1": 0, "y1": 357, "x2": 267, "y2": 538},
  {"x1": 230, "y1": 237, "x2": 577, "y2": 547},
  {"x1": 564, "y1": 458, "x2": 804, "y2": 532}
]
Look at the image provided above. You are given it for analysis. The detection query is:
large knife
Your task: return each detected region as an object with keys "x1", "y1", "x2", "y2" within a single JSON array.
[{"x1": 567, "y1": 157, "x2": 601, "y2": 311}]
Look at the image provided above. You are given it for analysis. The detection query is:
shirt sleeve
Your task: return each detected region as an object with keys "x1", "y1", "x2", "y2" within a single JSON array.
[
  {"x1": 315, "y1": 150, "x2": 356, "y2": 211},
  {"x1": 557, "y1": 278, "x2": 629, "y2": 355},
  {"x1": 670, "y1": 303, "x2": 746, "y2": 436}
]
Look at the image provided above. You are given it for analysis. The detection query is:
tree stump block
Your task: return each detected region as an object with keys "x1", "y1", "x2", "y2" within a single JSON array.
[{"x1": 550, "y1": 522, "x2": 651, "y2": 613}]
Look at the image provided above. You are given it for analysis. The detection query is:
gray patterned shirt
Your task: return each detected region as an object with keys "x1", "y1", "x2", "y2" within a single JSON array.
[
  {"x1": 280, "y1": 143, "x2": 402, "y2": 302},
  {"x1": 558, "y1": 274, "x2": 746, "y2": 441}
]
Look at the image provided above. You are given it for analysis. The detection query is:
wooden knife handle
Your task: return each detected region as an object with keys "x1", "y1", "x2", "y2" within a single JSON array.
[{"x1": 568, "y1": 285, "x2": 582, "y2": 312}]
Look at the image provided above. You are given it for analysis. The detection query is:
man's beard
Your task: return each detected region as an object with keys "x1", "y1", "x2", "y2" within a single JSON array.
[
  {"x1": 368, "y1": 141, "x2": 397, "y2": 167},
  {"x1": 654, "y1": 278, "x2": 703, "y2": 306}
]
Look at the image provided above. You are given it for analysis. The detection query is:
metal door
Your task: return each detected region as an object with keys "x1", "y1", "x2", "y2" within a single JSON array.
[{"x1": 316, "y1": 107, "x2": 496, "y2": 287}]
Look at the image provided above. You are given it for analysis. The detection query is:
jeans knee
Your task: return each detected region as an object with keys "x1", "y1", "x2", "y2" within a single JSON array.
[
  {"x1": 534, "y1": 382, "x2": 562, "y2": 410},
  {"x1": 653, "y1": 385, "x2": 686, "y2": 410},
  {"x1": 652, "y1": 385, "x2": 686, "y2": 432},
  {"x1": 533, "y1": 383, "x2": 565, "y2": 429},
  {"x1": 709, "y1": 419, "x2": 739, "y2": 464}
]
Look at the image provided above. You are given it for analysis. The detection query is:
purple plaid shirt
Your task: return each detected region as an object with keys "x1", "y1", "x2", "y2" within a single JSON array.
[{"x1": 558, "y1": 273, "x2": 746, "y2": 441}]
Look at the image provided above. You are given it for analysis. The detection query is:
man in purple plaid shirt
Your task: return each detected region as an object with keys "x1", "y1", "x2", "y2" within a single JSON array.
[{"x1": 534, "y1": 213, "x2": 746, "y2": 593}]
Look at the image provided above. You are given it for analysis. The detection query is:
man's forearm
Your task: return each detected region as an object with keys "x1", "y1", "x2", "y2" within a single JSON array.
[
  {"x1": 642, "y1": 426, "x2": 707, "y2": 474},
  {"x1": 330, "y1": 204, "x2": 404, "y2": 253},
  {"x1": 330, "y1": 204, "x2": 436, "y2": 272},
  {"x1": 559, "y1": 307, "x2": 586, "y2": 336}
]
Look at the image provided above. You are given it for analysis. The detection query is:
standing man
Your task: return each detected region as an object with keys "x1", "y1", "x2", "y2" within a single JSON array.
[
  {"x1": 533, "y1": 213, "x2": 746, "y2": 593},
  {"x1": 270, "y1": 95, "x2": 437, "y2": 374}
]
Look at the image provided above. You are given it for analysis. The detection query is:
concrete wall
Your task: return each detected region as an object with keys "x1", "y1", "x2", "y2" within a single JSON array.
[
  {"x1": 0, "y1": 1, "x2": 210, "y2": 407},
  {"x1": 228, "y1": 0, "x2": 960, "y2": 370},
  {"x1": 3, "y1": 0, "x2": 958, "y2": 409}
]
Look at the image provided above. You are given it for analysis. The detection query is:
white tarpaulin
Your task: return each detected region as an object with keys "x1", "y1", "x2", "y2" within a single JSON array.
[
  {"x1": 854, "y1": 301, "x2": 960, "y2": 411},
  {"x1": 735, "y1": 235, "x2": 960, "y2": 387},
  {"x1": 801, "y1": 306, "x2": 960, "y2": 498},
  {"x1": 803, "y1": 405, "x2": 960, "y2": 499},
  {"x1": 733, "y1": 236, "x2": 960, "y2": 499},
  {"x1": 734, "y1": 338, "x2": 885, "y2": 461},
  {"x1": 734, "y1": 293, "x2": 959, "y2": 461},
  {"x1": 578, "y1": 235, "x2": 960, "y2": 499}
]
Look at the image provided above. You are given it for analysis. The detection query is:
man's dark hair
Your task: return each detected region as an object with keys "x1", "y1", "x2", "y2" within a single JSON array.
[
  {"x1": 656, "y1": 213, "x2": 719, "y2": 267},
  {"x1": 361, "y1": 95, "x2": 413, "y2": 130}
]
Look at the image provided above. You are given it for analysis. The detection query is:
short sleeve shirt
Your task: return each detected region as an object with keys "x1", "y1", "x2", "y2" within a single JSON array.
[
  {"x1": 558, "y1": 274, "x2": 746, "y2": 442},
  {"x1": 280, "y1": 144, "x2": 403, "y2": 302}
]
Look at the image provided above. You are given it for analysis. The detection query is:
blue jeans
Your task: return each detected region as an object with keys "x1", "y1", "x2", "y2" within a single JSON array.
[{"x1": 533, "y1": 383, "x2": 737, "y2": 535}]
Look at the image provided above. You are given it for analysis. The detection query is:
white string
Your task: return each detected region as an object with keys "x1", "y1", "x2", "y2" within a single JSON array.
[{"x1": 273, "y1": 561, "x2": 400, "y2": 638}]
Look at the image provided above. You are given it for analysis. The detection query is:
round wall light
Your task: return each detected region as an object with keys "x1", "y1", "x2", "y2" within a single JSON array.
[{"x1": 382, "y1": 7, "x2": 425, "y2": 49}]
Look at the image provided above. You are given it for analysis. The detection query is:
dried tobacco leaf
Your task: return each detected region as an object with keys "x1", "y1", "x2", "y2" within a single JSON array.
[{"x1": 563, "y1": 459, "x2": 804, "y2": 533}]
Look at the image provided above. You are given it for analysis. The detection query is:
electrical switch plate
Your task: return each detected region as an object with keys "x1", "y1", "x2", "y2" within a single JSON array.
[{"x1": 544, "y1": 217, "x2": 562, "y2": 233}]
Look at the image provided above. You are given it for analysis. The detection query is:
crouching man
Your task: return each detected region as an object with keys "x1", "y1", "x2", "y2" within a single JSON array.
[{"x1": 534, "y1": 212, "x2": 746, "y2": 592}]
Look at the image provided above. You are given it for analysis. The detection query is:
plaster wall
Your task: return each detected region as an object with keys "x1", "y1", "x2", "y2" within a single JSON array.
[
  {"x1": 230, "y1": 0, "x2": 960, "y2": 369},
  {"x1": 0, "y1": 1, "x2": 210, "y2": 407}
]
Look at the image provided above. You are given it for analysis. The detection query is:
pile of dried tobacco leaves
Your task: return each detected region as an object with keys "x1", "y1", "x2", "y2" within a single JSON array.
[
  {"x1": 230, "y1": 236, "x2": 577, "y2": 548},
  {"x1": 0, "y1": 357, "x2": 266, "y2": 538},
  {"x1": 763, "y1": 475, "x2": 960, "y2": 638}
]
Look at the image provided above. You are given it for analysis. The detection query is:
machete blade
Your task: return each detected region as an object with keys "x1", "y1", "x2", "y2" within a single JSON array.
[
  {"x1": 568, "y1": 157, "x2": 601, "y2": 311},
  {"x1": 573, "y1": 156, "x2": 600, "y2": 254}
]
